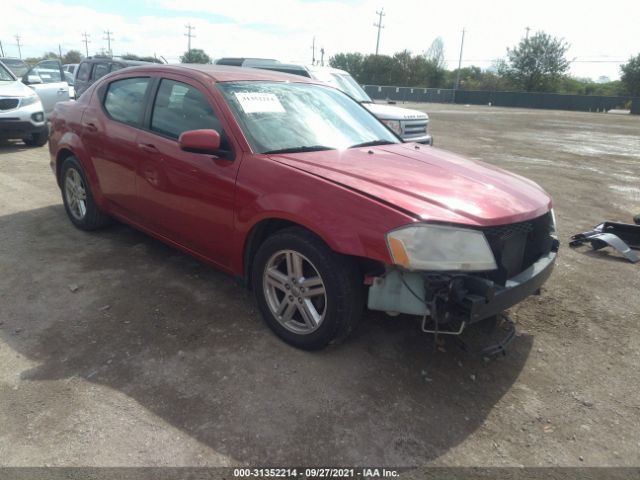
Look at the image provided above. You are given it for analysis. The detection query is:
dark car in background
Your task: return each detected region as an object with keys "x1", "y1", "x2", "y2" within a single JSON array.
[{"x1": 73, "y1": 57, "x2": 155, "y2": 98}]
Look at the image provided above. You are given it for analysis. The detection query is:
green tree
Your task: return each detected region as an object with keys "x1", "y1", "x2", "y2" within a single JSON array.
[
  {"x1": 62, "y1": 50, "x2": 83, "y2": 64},
  {"x1": 505, "y1": 31, "x2": 570, "y2": 92},
  {"x1": 329, "y1": 53, "x2": 364, "y2": 81},
  {"x1": 180, "y1": 49, "x2": 211, "y2": 64},
  {"x1": 620, "y1": 54, "x2": 640, "y2": 96}
]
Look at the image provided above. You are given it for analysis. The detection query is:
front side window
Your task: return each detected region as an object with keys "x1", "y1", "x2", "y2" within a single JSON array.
[
  {"x1": 0, "y1": 62, "x2": 15, "y2": 81},
  {"x1": 76, "y1": 62, "x2": 91, "y2": 81},
  {"x1": 151, "y1": 79, "x2": 225, "y2": 142},
  {"x1": 218, "y1": 81, "x2": 398, "y2": 153},
  {"x1": 92, "y1": 63, "x2": 109, "y2": 81},
  {"x1": 110, "y1": 63, "x2": 124, "y2": 73},
  {"x1": 103, "y1": 77, "x2": 150, "y2": 126}
]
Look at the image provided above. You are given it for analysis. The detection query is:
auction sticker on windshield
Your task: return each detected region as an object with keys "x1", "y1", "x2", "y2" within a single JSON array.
[{"x1": 234, "y1": 92, "x2": 285, "y2": 114}]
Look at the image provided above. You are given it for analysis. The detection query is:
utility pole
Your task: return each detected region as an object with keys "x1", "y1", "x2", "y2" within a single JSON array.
[
  {"x1": 0, "y1": 40, "x2": 4, "y2": 57},
  {"x1": 373, "y1": 8, "x2": 385, "y2": 55},
  {"x1": 525, "y1": 26, "x2": 530, "y2": 40},
  {"x1": 15, "y1": 35, "x2": 22, "y2": 59},
  {"x1": 185, "y1": 23, "x2": 195, "y2": 60},
  {"x1": 82, "y1": 32, "x2": 90, "y2": 57},
  {"x1": 58, "y1": 44, "x2": 63, "y2": 61},
  {"x1": 320, "y1": 47, "x2": 325, "y2": 66},
  {"x1": 311, "y1": 36, "x2": 316, "y2": 65},
  {"x1": 103, "y1": 30, "x2": 114, "y2": 56},
  {"x1": 454, "y1": 28, "x2": 466, "y2": 94}
]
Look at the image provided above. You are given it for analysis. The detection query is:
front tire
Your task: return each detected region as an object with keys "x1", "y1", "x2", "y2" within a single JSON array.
[
  {"x1": 23, "y1": 130, "x2": 48, "y2": 147},
  {"x1": 252, "y1": 228, "x2": 363, "y2": 350},
  {"x1": 61, "y1": 156, "x2": 110, "y2": 230}
]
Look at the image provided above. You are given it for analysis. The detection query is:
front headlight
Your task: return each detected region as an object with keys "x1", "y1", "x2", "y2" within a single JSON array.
[
  {"x1": 21, "y1": 95, "x2": 41, "y2": 107},
  {"x1": 386, "y1": 224, "x2": 497, "y2": 271},
  {"x1": 381, "y1": 119, "x2": 402, "y2": 136}
]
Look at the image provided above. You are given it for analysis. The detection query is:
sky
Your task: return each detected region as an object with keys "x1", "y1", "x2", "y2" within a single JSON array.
[{"x1": 2, "y1": 0, "x2": 639, "y2": 81}]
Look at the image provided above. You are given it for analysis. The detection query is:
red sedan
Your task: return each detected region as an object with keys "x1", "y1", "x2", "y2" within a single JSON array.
[{"x1": 48, "y1": 64, "x2": 558, "y2": 350}]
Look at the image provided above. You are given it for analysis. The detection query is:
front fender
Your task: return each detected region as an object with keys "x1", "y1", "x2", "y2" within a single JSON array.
[{"x1": 231, "y1": 156, "x2": 415, "y2": 275}]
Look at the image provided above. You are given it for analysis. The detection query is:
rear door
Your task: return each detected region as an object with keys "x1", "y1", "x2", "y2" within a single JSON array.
[
  {"x1": 24, "y1": 60, "x2": 69, "y2": 117},
  {"x1": 81, "y1": 75, "x2": 153, "y2": 220}
]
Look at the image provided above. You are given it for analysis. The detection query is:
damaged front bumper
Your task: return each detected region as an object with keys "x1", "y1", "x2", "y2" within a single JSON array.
[{"x1": 367, "y1": 251, "x2": 557, "y2": 326}]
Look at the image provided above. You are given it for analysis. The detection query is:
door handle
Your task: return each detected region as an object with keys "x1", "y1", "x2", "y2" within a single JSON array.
[
  {"x1": 138, "y1": 143, "x2": 159, "y2": 154},
  {"x1": 58, "y1": 88, "x2": 67, "y2": 92},
  {"x1": 84, "y1": 122, "x2": 97, "y2": 132}
]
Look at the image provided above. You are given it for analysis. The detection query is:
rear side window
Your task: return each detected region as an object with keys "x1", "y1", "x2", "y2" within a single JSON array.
[
  {"x1": 103, "y1": 77, "x2": 150, "y2": 126},
  {"x1": 92, "y1": 63, "x2": 109, "y2": 81},
  {"x1": 110, "y1": 63, "x2": 124, "y2": 73},
  {"x1": 151, "y1": 79, "x2": 224, "y2": 141},
  {"x1": 76, "y1": 62, "x2": 91, "y2": 81}
]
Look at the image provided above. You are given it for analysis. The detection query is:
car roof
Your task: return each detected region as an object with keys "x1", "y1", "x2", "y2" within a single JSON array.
[
  {"x1": 114, "y1": 64, "x2": 322, "y2": 84},
  {"x1": 81, "y1": 57, "x2": 151, "y2": 66}
]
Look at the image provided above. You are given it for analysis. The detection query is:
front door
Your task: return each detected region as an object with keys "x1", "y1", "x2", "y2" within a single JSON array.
[
  {"x1": 135, "y1": 77, "x2": 239, "y2": 269},
  {"x1": 24, "y1": 60, "x2": 69, "y2": 117}
]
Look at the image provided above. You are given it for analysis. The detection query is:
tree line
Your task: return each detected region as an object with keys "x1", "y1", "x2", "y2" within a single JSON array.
[{"x1": 330, "y1": 32, "x2": 640, "y2": 98}]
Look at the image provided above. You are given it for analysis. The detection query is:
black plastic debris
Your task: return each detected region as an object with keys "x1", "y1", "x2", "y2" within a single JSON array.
[{"x1": 570, "y1": 218, "x2": 640, "y2": 263}]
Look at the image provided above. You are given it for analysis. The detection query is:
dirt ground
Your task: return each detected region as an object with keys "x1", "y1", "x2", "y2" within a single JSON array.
[{"x1": 0, "y1": 103, "x2": 639, "y2": 468}]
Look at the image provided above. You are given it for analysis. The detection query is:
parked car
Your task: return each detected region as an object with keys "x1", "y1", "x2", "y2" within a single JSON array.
[
  {"x1": 73, "y1": 57, "x2": 155, "y2": 99},
  {"x1": 64, "y1": 71, "x2": 76, "y2": 99},
  {"x1": 21, "y1": 59, "x2": 71, "y2": 118},
  {"x1": 48, "y1": 64, "x2": 557, "y2": 350},
  {"x1": 63, "y1": 63, "x2": 79, "y2": 75},
  {"x1": 0, "y1": 60, "x2": 48, "y2": 146},
  {"x1": 215, "y1": 58, "x2": 433, "y2": 145}
]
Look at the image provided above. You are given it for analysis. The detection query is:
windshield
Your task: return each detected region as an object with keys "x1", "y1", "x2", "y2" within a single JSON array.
[
  {"x1": 0, "y1": 62, "x2": 16, "y2": 81},
  {"x1": 1, "y1": 59, "x2": 28, "y2": 78},
  {"x1": 309, "y1": 69, "x2": 372, "y2": 103},
  {"x1": 218, "y1": 81, "x2": 398, "y2": 154}
]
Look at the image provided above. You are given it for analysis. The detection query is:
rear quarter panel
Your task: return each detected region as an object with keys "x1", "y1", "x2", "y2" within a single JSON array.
[{"x1": 49, "y1": 96, "x2": 106, "y2": 205}]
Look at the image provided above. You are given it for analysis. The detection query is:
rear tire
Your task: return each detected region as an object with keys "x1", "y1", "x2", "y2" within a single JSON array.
[
  {"x1": 61, "y1": 156, "x2": 111, "y2": 230},
  {"x1": 252, "y1": 228, "x2": 363, "y2": 350},
  {"x1": 23, "y1": 130, "x2": 48, "y2": 147}
]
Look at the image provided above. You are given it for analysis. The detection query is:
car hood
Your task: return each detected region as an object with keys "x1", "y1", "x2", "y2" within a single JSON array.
[
  {"x1": 267, "y1": 143, "x2": 551, "y2": 227},
  {"x1": 0, "y1": 80, "x2": 34, "y2": 97},
  {"x1": 363, "y1": 102, "x2": 428, "y2": 121}
]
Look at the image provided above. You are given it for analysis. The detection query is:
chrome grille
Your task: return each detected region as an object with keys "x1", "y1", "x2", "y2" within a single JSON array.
[{"x1": 402, "y1": 119, "x2": 428, "y2": 138}]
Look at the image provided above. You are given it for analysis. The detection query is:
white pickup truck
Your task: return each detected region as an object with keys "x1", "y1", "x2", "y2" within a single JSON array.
[{"x1": 214, "y1": 58, "x2": 433, "y2": 145}]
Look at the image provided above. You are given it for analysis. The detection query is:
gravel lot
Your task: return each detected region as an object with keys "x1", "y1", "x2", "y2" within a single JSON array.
[{"x1": 0, "y1": 103, "x2": 639, "y2": 467}]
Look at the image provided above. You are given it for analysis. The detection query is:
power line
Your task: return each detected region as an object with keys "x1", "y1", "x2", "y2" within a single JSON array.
[
  {"x1": 373, "y1": 8, "x2": 385, "y2": 55},
  {"x1": 185, "y1": 23, "x2": 196, "y2": 58},
  {"x1": 82, "y1": 32, "x2": 91, "y2": 57},
  {"x1": 15, "y1": 34, "x2": 22, "y2": 59},
  {"x1": 103, "y1": 30, "x2": 114, "y2": 55}
]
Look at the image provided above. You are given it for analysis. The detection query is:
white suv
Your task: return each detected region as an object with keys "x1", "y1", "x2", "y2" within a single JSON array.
[{"x1": 0, "y1": 60, "x2": 48, "y2": 146}]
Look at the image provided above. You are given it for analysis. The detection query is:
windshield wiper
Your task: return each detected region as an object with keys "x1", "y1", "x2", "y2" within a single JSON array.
[
  {"x1": 263, "y1": 145, "x2": 336, "y2": 154},
  {"x1": 348, "y1": 140, "x2": 395, "y2": 149}
]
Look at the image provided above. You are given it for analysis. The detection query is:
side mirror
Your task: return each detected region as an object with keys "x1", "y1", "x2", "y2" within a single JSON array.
[
  {"x1": 178, "y1": 129, "x2": 221, "y2": 155},
  {"x1": 25, "y1": 75, "x2": 43, "y2": 85}
]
